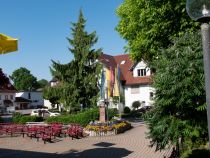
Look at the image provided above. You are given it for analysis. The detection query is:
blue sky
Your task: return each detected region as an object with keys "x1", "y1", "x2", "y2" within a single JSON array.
[{"x1": 0, "y1": 0, "x2": 126, "y2": 81}]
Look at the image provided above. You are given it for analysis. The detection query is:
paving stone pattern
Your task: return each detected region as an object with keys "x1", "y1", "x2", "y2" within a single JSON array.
[{"x1": 0, "y1": 122, "x2": 171, "y2": 158}]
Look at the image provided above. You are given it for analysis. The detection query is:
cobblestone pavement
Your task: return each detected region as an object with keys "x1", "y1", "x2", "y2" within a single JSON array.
[{"x1": 0, "y1": 122, "x2": 171, "y2": 158}]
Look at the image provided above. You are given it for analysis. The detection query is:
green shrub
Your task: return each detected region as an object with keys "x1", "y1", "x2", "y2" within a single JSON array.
[
  {"x1": 46, "y1": 108, "x2": 99, "y2": 126},
  {"x1": 46, "y1": 108, "x2": 118, "y2": 126},
  {"x1": 181, "y1": 148, "x2": 210, "y2": 158},
  {"x1": 0, "y1": 117, "x2": 3, "y2": 123},
  {"x1": 12, "y1": 113, "x2": 43, "y2": 124},
  {"x1": 132, "y1": 101, "x2": 141, "y2": 110},
  {"x1": 108, "y1": 108, "x2": 118, "y2": 120},
  {"x1": 130, "y1": 110, "x2": 142, "y2": 118},
  {"x1": 124, "y1": 106, "x2": 131, "y2": 114},
  {"x1": 12, "y1": 112, "x2": 23, "y2": 123}
]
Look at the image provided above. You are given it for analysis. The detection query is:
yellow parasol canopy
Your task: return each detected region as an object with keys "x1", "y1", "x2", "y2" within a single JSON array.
[{"x1": 0, "y1": 33, "x2": 18, "y2": 54}]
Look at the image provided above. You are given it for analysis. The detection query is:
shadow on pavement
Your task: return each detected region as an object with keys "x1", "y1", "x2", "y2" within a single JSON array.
[{"x1": 0, "y1": 145, "x2": 133, "y2": 158}]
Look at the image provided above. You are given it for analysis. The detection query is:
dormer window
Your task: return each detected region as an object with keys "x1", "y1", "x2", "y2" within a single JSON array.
[
  {"x1": 120, "y1": 60, "x2": 126, "y2": 65},
  {"x1": 137, "y1": 69, "x2": 146, "y2": 77}
]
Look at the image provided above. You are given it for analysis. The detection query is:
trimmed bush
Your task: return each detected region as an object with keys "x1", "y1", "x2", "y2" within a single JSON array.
[
  {"x1": 132, "y1": 101, "x2": 141, "y2": 110},
  {"x1": 124, "y1": 106, "x2": 131, "y2": 114},
  {"x1": 46, "y1": 108, "x2": 118, "y2": 126},
  {"x1": 181, "y1": 148, "x2": 210, "y2": 158},
  {"x1": 0, "y1": 117, "x2": 3, "y2": 123},
  {"x1": 107, "y1": 108, "x2": 118, "y2": 120},
  {"x1": 46, "y1": 108, "x2": 99, "y2": 126},
  {"x1": 12, "y1": 112, "x2": 43, "y2": 124}
]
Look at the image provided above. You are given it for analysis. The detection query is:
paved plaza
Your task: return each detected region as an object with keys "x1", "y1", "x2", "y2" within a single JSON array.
[{"x1": 0, "y1": 122, "x2": 171, "y2": 158}]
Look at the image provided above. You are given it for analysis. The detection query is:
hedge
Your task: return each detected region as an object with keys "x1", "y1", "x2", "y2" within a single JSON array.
[
  {"x1": 12, "y1": 112, "x2": 43, "y2": 124},
  {"x1": 46, "y1": 108, "x2": 118, "y2": 126}
]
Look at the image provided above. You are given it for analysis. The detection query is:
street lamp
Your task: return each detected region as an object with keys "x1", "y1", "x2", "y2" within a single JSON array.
[{"x1": 186, "y1": 0, "x2": 210, "y2": 148}]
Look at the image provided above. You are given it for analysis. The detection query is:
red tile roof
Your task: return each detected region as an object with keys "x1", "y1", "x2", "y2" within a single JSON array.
[{"x1": 99, "y1": 54, "x2": 152, "y2": 86}]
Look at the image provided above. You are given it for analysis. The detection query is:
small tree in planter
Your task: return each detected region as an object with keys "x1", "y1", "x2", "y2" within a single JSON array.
[{"x1": 132, "y1": 101, "x2": 141, "y2": 110}]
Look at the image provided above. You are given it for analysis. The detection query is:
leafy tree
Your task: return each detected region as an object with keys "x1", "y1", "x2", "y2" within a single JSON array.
[
  {"x1": 124, "y1": 106, "x2": 131, "y2": 114},
  {"x1": 43, "y1": 86, "x2": 60, "y2": 108},
  {"x1": 46, "y1": 10, "x2": 102, "y2": 112},
  {"x1": 10, "y1": 67, "x2": 38, "y2": 90},
  {"x1": 144, "y1": 32, "x2": 208, "y2": 155},
  {"x1": 37, "y1": 79, "x2": 48, "y2": 89},
  {"x1": 0, "y1": 68, "x2": 10, "y2": 88},
  {"x1": 116, "y1": 0, "x2": 200, "y2": 62}
]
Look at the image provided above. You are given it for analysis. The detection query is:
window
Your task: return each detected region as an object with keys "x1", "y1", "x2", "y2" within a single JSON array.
[
  {"x1": 137, "y1": 69, "x2": 146, "y2": 77},
  {"x1": 10, "y1": 95, "x2": 13, "y2": 100},
  {"x1": 131, "y1": 86, "x2": 139, "y2": 94},
  {"x1": 120, "y1": 60, "x2": 126, "y2": 65},
  {"x1": 5, "y1": 95, "x2": 8, "y2": 100}
]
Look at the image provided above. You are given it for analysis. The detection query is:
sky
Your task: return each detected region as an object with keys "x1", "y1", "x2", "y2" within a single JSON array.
[{"x1": 0, "y1": 0, "x2": 126, "y2": 81}]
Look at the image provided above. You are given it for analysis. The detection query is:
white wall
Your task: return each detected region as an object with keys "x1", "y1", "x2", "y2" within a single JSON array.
[
  {"x1": 124, "y1": 85, "x2": 154, "y2": 109},
  {"x1": 44, "y1": 99, "x2": 53, "y2": 109}
]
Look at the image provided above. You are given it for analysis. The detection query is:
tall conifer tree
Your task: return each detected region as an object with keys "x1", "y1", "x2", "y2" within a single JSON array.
[{"x1": 45, "y1": 10, "x2": 102, "y2": 112}]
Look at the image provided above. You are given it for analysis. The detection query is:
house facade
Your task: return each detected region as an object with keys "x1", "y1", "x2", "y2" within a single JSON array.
[
  {"x1": 15, "y1": 90, "x2": 44, "y2": 109},
  {"x1": 0, "y1": 89, "x2": 16, "y2": 113},
  {"x1": 99, "y1": 54, "x2": 154, "y2": 110}
]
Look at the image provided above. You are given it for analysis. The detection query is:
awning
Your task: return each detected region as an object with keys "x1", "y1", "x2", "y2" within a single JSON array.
[{"x1": 0, "y1": 34, "x2": 18, "y2": 54}]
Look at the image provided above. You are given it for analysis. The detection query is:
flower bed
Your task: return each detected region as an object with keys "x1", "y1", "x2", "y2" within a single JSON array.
[{"x1": 84, "y1": 120, "x2": 131, "y2": 136}]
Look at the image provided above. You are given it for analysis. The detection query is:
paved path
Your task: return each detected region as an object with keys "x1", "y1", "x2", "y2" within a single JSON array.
[{"x1": 0, "y1": 122, "x2": 171, "y2": 158}]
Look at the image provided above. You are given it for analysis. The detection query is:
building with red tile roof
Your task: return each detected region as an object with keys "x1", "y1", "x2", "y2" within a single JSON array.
[{"x1": 99, "y1": 53, "x2": 154, "y2": 109}]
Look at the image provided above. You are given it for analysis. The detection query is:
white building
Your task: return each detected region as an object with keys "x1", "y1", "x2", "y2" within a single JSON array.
[{"x1": 15, "y1": 89, "x2": 44, "y2": 109}]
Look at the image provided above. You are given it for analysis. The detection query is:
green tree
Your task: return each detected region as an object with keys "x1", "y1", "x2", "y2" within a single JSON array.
[
  {"x1": 46, "y1": 10, "x2": 102, "y2": 112},
  {"x1": 10, "y1": 67, "x2": 38, "y2": 90},
  {"x1": 116, "y1": 0, "x2": 200, "y2": 62},
  {"x1": 37, "y1": 79, "x2": 48, "y2": 89},
  {"x1": 144, "y1": 32, "x2": 208, "y2": 155},
  {"x1": 0, "y1": 68, "x2": 10, "y2": 88}
]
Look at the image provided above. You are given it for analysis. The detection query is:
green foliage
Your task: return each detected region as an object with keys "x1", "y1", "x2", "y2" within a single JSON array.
[
  {"x1": 45, "y1": 108, "x2": 99, "y2": 126},
  {"x1": 181, "y1": 148, "x2": 210, "y2": 158},
  {"x1": 124, "y1": 106, "x2": 131, "y2": 114},
  {"x1": 46, "y1": 10, "x2": 102, "y2": 112},
  {"x1": 112, "y1": 93, "x2": 125, "y2": 105},
  {"x1": 107, "y1": 108, "x2": 118, "y2": 120},
  {"x1": 43, "y1": 86, "x2": 61, "y2": 107},
  {"x1": 116, "y1": 0, "x2": 200, "y2": 62},
  {"x1": 37, "y1": 79, "x2": 48, "y2": 89},
  {"x1": 12, "y1": 113, "x2": 43, "y2": 124},
  {"x1": 46, "y1": 108, "x2": 118, "y2": 126},
  {"x1": 0, "y1": 68, "x2": 10, "y2": 88},
  {"x1": 10, "y1": 67, "x2": 38, "y2": 90},
  {"x1": 132, "y1": 101, "x2": 141, "y2": 110},
  {"x1": 0, "y1": 117, "x2": 3, "y2": 123},
  {"x1": 144, "y1": 32, "x2": 208, "y2": 153}
]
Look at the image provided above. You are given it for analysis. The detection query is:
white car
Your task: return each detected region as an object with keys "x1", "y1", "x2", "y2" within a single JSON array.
[{"x1": 31, "y1": 109, "x2": 60, "y2": 117}]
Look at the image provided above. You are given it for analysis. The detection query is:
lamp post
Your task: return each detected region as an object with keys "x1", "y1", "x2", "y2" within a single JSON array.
[{"x1": 186, "y1": 0, "x2": 210, "y2": 148}]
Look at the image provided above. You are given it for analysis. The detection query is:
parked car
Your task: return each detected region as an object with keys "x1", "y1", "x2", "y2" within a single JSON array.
[{"x1": 31, "y1": 109, "x2": 60, "y2": 117}]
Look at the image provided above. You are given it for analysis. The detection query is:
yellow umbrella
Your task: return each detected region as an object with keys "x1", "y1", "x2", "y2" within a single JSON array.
[{"x1": 0, "y1": 33, "x2": 18, "y2": 54}]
